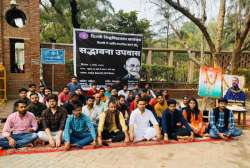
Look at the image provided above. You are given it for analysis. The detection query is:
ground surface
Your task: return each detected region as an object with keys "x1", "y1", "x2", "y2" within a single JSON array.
[{"x1": 0, "y1": 131, "x2": 249, "y2": 168}]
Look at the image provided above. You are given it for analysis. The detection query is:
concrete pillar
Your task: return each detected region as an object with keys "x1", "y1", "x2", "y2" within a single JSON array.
[
  {"x1": 146, "y1": 49, "x2": 152, "y2": 81},
  {"x1": 188, "y1": 52, "x2": 195, "y2": 83},
  {"x1": 168, "y1": 51, "x2": 174, "y2": 66},
  {"x1": 146, "y1": 49, "x2": 152, "y2": 64}
]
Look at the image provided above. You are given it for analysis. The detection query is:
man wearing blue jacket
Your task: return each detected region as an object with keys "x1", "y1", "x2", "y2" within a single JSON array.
[{"x1": 162, "y1": 99, "x2": 193, "y2": 142}]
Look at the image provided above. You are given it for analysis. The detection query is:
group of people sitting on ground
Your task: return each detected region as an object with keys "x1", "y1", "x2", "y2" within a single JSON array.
[{"x1": 0, "y1": 76, "x2": 242, "y2": 151}]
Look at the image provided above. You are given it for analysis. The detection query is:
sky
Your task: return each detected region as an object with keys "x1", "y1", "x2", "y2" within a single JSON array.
[
  {"x1": 108, "y1": 0, "x2": 219, "y2": 36},
  {"x1": 108, "y1": 0, "x2": 164, "y2": 33},
  {"x1": 41, "y1": 0, "x2": 219, "y2": 37},
  {"x1": 108, "y1": 0, "x2": 156, "y2": 21}
]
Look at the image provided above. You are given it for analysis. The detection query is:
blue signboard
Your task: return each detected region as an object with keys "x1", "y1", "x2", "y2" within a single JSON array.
[{"x1": 41, "y1": 48, "x2": 65, "y2": 64}]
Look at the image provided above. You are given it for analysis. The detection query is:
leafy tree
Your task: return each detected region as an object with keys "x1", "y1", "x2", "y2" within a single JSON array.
[
  {"x1": 40, "y1": 0, "x2": 114, "y2": 43},
  {"x1": 101, "y1": 10, "x2": 153, "y2": 47},
  {"x1": 40, "y1": 2, "x2": 153, "y2": 45},
  {"x1": 152, "y1": 0, "x2": 249, "y2": 74}
]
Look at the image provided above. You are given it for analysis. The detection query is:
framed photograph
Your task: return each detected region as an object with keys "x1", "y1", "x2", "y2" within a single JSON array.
[{"x1": 223, "y1": 75, "x2": 246, "y2": 104}]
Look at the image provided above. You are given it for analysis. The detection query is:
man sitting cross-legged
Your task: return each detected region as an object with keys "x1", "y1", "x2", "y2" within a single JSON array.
[
  {"x1": 38, "y1": 94, "x2": 67, "y2": 147},
  {"x1": 0, "y1": 100, "x2": 38, "y2": 149},
  {"x1": 129, "y1": 98, "x2": 161, "y2": 142},
  {"x1": 97, "y1": 101, "x2": 129, "y2": 145},
  {"x1": 162, "y1": 99, "x2": 193, "y2": 142},
  {"x1": 209, "y1": 97, "x2": 242, "y2": 139},
  {"x1": 64, "y1": 101, "x2": 96, "y2": 150}
]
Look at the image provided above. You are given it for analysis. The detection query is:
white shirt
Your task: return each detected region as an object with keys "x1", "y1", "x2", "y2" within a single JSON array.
[
  {"x1": 148, "y1": 89, "x2": 156, "y2": 98},
  {"x1": 94, "y1": 102, "x2": 106, "y2": 114},
  {"x1": 82, "y1": 105, "x2": 100, "y2": 125},
  {"x1": 38, "y1": 93, "x2": 45, "y2": 103},
  {"x1": 118, "y1": 90, "x2": 129, "y2": 100},
  {"x1": 129, "y1": 108, "x2": 158, "y2": 133}
]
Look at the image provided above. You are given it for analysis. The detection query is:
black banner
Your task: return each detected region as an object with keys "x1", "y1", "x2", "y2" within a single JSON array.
[{"x1": 73, "y1": 29, "x2": 143, "y2": 87}]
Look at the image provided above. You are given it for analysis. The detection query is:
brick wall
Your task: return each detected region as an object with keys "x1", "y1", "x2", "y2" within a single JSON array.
[
  {"x1": 0, "y1": 1, "x2": 3, "y2": 64},
  {"x1": 0, "y1": 0, "x2": 40, "y2": 98}
]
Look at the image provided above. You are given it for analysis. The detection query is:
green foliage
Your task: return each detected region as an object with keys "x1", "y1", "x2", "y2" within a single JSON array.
[
  {"x1": 180, "y1": 22, "x2": 202, "y2": 49},
  {"x1": 238, "y1": 68, "x2": 250, "y2": 87},
  {"x1": 223, "y1": 0, "x2": 250, "y2": 50},
  {"x1": 40, "y1": 3, "x2": 153, "y2": 45},
  {"x1": 40, "y1": 0, "x2": 114, "y2": 43},
  {"x1": 101, "y1": 10, "x2": 153, "y2": 47},
  {"x1": 141, "y1": 64, "x2": 175, "y2": 81}
]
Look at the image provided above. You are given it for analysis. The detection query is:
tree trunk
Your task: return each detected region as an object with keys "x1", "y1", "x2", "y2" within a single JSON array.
[
  {"x1": 231, "y1": 49, "x2": 241, "y2": 75},
  {"x1": 200, "y1": 0, "x2": 206, "y2": 64},
  {"x1": 69, "y1": 0, "x2": 80, "y2": 28},
  {"x1": 215, "y1": 0, "x2": 226, "y2": 53},
  {"x1": 230, "y1": 12, "x2": 250, "y2": 74}
]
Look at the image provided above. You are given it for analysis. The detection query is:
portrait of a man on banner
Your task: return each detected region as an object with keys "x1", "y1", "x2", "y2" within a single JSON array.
[{"x1": 223, "y1": 75, "x2": 246, "y2": 105}]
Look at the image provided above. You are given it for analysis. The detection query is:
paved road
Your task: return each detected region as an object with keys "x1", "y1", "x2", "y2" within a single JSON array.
[{"x1": 0, "y1": 130, "x2": 249, "y2": 168}]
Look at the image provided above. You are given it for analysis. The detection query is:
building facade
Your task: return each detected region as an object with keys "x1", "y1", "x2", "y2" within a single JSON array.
[{"x1": 0, "y1": 0, "x2": 40, "y2": 98}]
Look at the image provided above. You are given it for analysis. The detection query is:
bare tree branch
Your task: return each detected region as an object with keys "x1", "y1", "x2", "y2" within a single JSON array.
[
  {"x1": 40, "y1": 0, "x2": 50, "y2": 13},
  {"x1": 164, "y1": 0, "x2": 216, "y2": 54},
  {"x1": 241, "y1": 39, "x2": 250, "y2": 51},
  {"x1": 169, "y1": 23, "x2": 202, "y2": 66}
]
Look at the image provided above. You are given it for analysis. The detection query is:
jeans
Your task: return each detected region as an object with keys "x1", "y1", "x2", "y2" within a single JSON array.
[
  {"x1": 209, "y1": 128, "x2": 242, "y2": 139},
  {"x1": 0, "y1": 133, "x2": 38, "y2": 149},
  {"x1": 64, "y1": 132, "x2": 93, "y2": 148}
]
